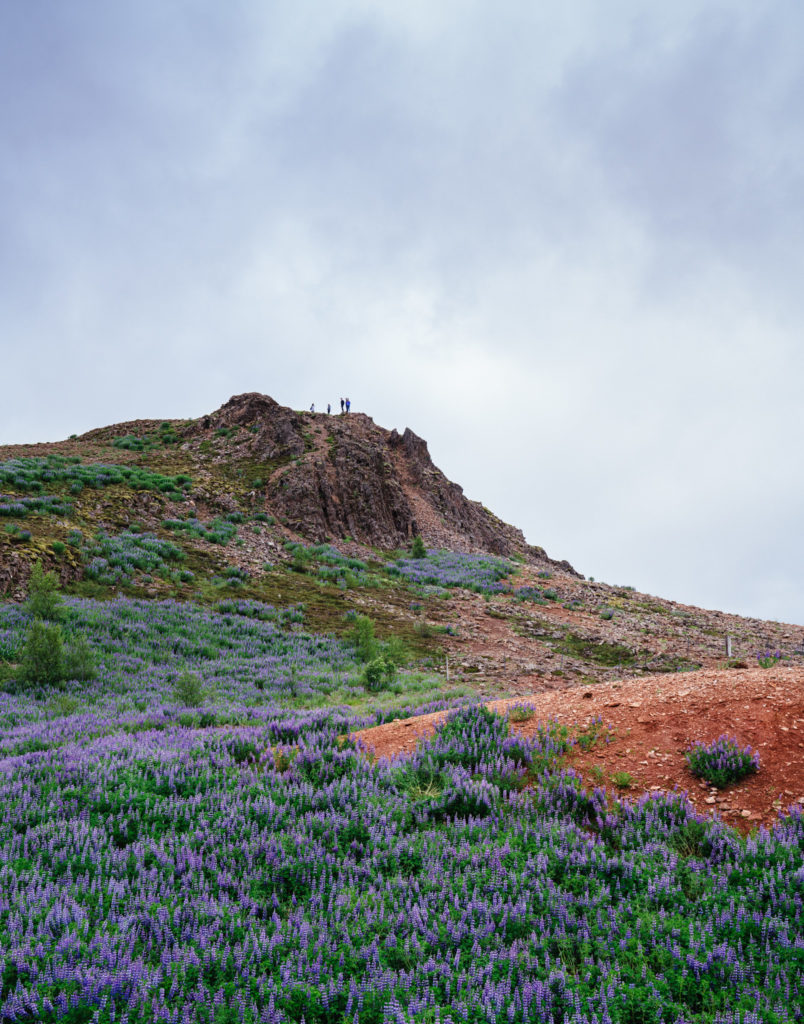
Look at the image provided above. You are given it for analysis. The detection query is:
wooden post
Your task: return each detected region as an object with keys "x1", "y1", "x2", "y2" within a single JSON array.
[
  {"x1": 725, "y1": 636, "x2": 732, "y2": 659},
  {"x1": 446, "y1": 654, "x2": 450, "y2": 683}
]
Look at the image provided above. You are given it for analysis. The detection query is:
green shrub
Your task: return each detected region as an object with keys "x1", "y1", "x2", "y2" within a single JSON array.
[
  {"x1": 51, "y1": 541, "x2": 66, "y2": 556},
  {"x1": 25, "y1": 561, "x2": 64, "y2": 621},
  {"x1": 411, "y1": 535, "x2": 427, "y2": 559},
  {"x1": 19, "y1": 620, "x2": 64, "y2": 685},
  {"x1": 173, "y1": 670, "x2": 205, "y2": 707},
  {"x1": 384, "y1": 635, "x2": 410, "y2": 666},
  {"x1": 348, "y1": 615, "x2": 380, "y2": 663},
  {"x1": 362, "y1": 655, "x2": 397, "y2": 692}
]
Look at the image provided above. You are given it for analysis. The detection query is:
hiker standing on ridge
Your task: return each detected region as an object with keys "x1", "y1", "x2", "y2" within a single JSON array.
[
  {"x1": 310, "y1": 403, "x2": 315, "y2": 413},
  {"x1": 327, "y1": 403, "x2": 331, "y2": 415},
  {"x1": 345, "y1": 397, "x2": 351, "y2": 413},
  {"x1": 340, "y1": 398, "x2": 345, "y2": 413}
]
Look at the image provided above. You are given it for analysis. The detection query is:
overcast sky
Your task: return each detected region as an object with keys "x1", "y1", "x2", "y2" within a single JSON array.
[{"x1": 2, "y1": 1, "x2": 803, "y2": 624}]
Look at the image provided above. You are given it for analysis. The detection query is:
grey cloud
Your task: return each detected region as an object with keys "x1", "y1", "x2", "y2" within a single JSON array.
[
  {"x1": 553, "y1": 5, "x2": 804, "y2": 298},
  {"x1": 2, "y1": 1, "x2": 803, "y2": 624}
]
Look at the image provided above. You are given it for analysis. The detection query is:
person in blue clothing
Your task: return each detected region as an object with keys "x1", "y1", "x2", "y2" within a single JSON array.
[{"x1": 345, "y1": 397, "x2": 351, "y2": 413}]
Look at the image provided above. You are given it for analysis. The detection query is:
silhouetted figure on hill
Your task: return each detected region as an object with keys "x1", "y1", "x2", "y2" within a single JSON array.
[
  {"x1": 327, "y1": 403, "x2": 331, "y2": 415},
  {"x1": 340, "y1": 398, "x2": 345, "y2": 413},
  {"x1": 310, "y1": 403, "x2": 315, "y2": 413},
  {"x1": 345, "y1": 397, "x2": 351, "y2": 413}
]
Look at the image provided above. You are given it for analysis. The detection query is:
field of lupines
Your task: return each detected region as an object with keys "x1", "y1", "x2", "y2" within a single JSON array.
[
  {"x1": 0, "y1": 549, "x2": 803, "y2": 1024},
  {"x1": 0, "y1": 596, "x2": 462, "y2": 753},
  {"x1": 0, "y1": 661, "x2": 803, "y2": 1023},
  {"x1": 387, "y1": 551, "x2": 516, "y2": 595},
  {"x1": 0, "y1": 597, "x2": 802, "y2": 1021}
]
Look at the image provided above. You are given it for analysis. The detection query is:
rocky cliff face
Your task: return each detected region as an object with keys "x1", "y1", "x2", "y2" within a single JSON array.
[{"x1": 202, "y1": 393, "x2": 576, "y2": 570}]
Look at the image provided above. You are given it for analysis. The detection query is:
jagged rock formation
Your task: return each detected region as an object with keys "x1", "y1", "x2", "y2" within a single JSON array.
[{"x1": 198, "y1": 393, "x2": 576, "y2": 569}]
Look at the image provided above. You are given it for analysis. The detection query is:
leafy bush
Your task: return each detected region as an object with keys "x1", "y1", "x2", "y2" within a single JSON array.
[
  {"x1": 362, "y1": 655, "x2": 397, "y2": 692},
  {"x1": 112, "y1": 435, "x2": 154, "y2": 452},
  {"x1": 611, "y1": 770, "x2": 632, "y2": 789},
  {"x1": 348, "y1": 614, "x2": 379, "y2": 663},
  {"x1": 383, "y1": 634, "x2": 410, "y2": 666},
  {"x1": 19, "y1": 620, "x2": 64, "y2": 685},
  {"x1": 411, "y1": 535, "x2": 426, "y2": 559},
  {"x1": 25, "y1": 561, "x2": 64, "y2": 621},
  {"x1": 16, "y1": 619, "x2": 97, "y2": 689},
  {"x1": 4, "y1": 524, "x2": 31, "y2": 541},
  {"x1": 685, "y1": 735, "x2": 759, "y2": 788},
  {"x1": 173, "y1": 670, "x2": 205, "y2": 707}
]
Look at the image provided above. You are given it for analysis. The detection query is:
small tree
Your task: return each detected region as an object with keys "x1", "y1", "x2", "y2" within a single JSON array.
[
  {"x1": 349, "y1": 615, "x2": 380, "y2": 663},
  {"x1": 362, "y1": 655, "x2": 397, "y2": 692},
  {"x1": 26, "y1": 560, "x2": 64, "y2": 621},
  {"x1": 20, "y1": 620, "x2": 64, "y2": 685},
  {"x1": 173, "y1": 670, "x2": 205, "y2": 707},
  {"x1": 411, "y1": 535, "x2": 426, "y2": 559}
]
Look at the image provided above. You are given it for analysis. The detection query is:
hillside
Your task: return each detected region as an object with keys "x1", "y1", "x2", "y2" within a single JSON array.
[
  {"x1": 2, "y1": 394, "x2": 804, "y2": 1021},
  {"x1": 1, "y1": 392, "x2": 801, "y2": 685}
]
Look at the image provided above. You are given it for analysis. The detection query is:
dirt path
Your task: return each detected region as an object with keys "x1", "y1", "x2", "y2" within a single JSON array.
[{"x1": 354, "y1": 665, "x2": 804, "y2": 832}]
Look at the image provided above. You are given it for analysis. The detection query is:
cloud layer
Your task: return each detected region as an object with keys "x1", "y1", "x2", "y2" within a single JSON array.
[{"x1": 2, "y1": 1, "x2": 803, "y2": 623}]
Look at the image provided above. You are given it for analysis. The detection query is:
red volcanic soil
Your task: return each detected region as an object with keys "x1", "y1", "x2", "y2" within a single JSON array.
[{"x1": 354, "y1": 665, "x2": 804, "y2": 833}]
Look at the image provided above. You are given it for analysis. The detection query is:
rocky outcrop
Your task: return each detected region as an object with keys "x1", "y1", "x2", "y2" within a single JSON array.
[
  {"x1": 203, "y1": 394, "x2": 578, "y2": 570},
  {"x1": 387, "y1": 427, "x2": 528, "y2": 556},
  {"x1": 193, "y1": 392, "x2": 308, "y2": 462}
]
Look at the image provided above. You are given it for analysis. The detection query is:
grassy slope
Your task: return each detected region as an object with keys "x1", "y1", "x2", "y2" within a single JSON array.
[{"x1": 1, "y1": 420, "x2": 804, "y2": 1021}]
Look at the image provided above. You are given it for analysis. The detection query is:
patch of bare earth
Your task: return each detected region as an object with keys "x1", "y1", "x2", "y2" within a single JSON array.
[{"x1": 354, "y1": 665, "x2": 804, "y2": 834}]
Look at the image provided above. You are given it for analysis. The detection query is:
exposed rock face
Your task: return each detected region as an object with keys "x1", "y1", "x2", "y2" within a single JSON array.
[
  {"x1": 204, "y1": 394, "x2": 577, "y2": 570},
  {"x1": 195, "y1": 392, "x2": 308, "y2": 462}
]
